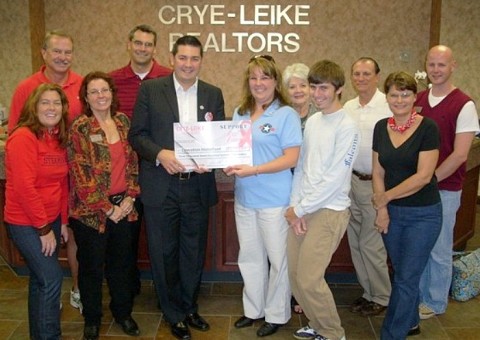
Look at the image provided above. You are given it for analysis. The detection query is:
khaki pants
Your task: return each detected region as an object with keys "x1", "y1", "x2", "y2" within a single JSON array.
[{"x1": 287, "y1": 208, "x2": 350, "y2": 340}]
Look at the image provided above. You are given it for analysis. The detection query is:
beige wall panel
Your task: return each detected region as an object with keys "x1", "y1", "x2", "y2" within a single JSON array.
[
  {"x1": 441, "y1": 0, "x2": 480, "y2": 103},
  {"x1": 0, "y1": 0, "x2": 31, "y2": 113}
]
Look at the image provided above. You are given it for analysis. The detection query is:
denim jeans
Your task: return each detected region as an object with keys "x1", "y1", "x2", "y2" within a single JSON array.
[
  {"x1": 380, "y1": 202, "x2": 442, "y2": 340},
  {"x1": 419, "y1": 190, "x2": 461, "y2": 314},
  {"x1": 7, "y1": 217, "x2": 63, "y2": 340}
]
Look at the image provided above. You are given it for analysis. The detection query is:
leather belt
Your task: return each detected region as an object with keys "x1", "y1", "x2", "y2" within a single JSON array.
[
  {"x1": 109, "y1": 192, "x2": 126, "y2": 205},
  {"x1": 352, "y1": 170, "x2": 372, "y2": 181},
  {"x1": 175, "y1": 172, "x2": 197, "y2": 180}
]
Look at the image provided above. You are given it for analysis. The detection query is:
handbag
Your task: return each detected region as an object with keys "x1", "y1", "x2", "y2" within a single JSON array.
[{"x1": 450, "y1": 248, "x2": 480, "y2": 302}]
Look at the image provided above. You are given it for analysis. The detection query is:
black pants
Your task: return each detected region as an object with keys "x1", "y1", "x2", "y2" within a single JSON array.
[
  {"x1": 131, "y1": 197, "x2": 144, "y2": 293},
  {"x1": 144, "y1": 176, "x2": 209, "y2": 324},
  {"x1": 70, "y1": 217, "x2": 135, "y2": 325}
]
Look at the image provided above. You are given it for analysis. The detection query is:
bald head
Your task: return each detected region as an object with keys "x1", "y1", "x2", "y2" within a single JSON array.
[
  {"x1": 425, "y1": 45, "x2": 456, "y2": 89},
  {"x1": 427, "y1": 45, "x2": 454, "y2": 62}
]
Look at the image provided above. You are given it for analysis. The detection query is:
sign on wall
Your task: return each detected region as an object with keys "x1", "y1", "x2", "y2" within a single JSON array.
[{"x1": 158, "y1": 4, "x2": 311, "y2": 53}]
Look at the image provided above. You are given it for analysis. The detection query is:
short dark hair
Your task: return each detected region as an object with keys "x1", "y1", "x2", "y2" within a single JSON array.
[
  {"x1": 128, "y1": 24, "x2": 157, "y2": 46},
  {"x1": 171, "y1": 35, "x2": 203, "y2": 57},
  {"x1": 384, "y1": 71, "x2": 418, "y2": 94},
  {"x1": 351, "y1": 57, "x2": 380, "y2": 74},
  {"x1": 79, "y1": 71, "x2": 119, "y2": 117},
  {"x1": 308, "y1": 60, "x2": 345, "y2": 90}
]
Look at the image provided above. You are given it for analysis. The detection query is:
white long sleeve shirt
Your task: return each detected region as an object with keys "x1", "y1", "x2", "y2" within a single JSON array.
[{"x1": 290, "y1": 108, "x2": 360, "y2": 217}]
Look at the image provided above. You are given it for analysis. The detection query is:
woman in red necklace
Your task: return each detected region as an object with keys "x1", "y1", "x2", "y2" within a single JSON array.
[{"x1": 371, "y1": 71, "x2": 442, "y2": 339}]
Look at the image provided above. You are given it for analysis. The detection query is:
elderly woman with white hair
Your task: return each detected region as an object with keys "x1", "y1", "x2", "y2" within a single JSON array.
[{"x1": 283, "y1": 63, "x2": 318, "y2": 131}]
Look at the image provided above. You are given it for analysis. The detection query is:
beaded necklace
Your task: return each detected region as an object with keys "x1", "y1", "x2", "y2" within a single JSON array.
[{"x1": 388, "y1": 110, "x2": 417, "y2": 133}]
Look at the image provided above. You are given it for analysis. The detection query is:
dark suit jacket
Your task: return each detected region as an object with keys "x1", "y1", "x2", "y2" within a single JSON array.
[{"x1": 128, "y1": 74, "x2": 225, "y2": 207}]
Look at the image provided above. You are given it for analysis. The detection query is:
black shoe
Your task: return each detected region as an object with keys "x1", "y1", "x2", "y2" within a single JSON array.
[
  {"x1": 361, "y1": 301, "x2": 387, "y2": 316},
  {"x1": 83, "y1": 324, "x2": 99, "y2": 340},
  {"x1": 234, "y1": 315, "x2": 255, "y2": 328},
  {"x1": 350, "y1": 296, "x2": 369, "y2": 313},
  {"x1": 407, "y1": 325, "x2": 421, "y2": 336},
  {"x1": 186, "y1": 312, "x2": 210, "y2": 331},
  {"x1": 116, "y1": 316, "x2": 140, "y2": 336},
  {"x1": 171, "y1": 321, "x2": 191, "y2": 340},
  {"x1": 256, "y1": 322, "x2": 283, "y2": 337}
]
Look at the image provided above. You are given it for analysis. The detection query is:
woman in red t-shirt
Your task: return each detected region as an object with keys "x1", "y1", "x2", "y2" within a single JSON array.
[
  {"x1": 67, "y1": 71, "x2": 140, "y2": 340},
  {"x1": 5, "y1": 83, "x2": 70, "y2": 339}
]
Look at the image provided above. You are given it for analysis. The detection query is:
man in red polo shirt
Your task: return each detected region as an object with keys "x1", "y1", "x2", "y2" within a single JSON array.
[
  {"x1": 110, "y1": 24, "x2": 171, "y2": 118},
  {"x1": 8, "y1": 30, "x2": 82, "y2": 133}
]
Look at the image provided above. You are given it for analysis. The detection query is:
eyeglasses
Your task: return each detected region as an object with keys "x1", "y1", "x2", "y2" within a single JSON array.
[
  {"x1": 132, "y1": 40, "x2": 155, "y2": 48},
  {"x1": 387, "y1": 92, "x2": 414, "y2": 100},
  {"x1": 249, "y1": 55, "x2": 275, "y2": 63},
  {"x1": 87, "y1": 88, "x2": 112, "y2": 96}
]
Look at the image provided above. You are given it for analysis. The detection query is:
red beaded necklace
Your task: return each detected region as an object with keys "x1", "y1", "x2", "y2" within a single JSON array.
[{"x1": 388, "y1": 110, "x2": 417, "y2": 133}]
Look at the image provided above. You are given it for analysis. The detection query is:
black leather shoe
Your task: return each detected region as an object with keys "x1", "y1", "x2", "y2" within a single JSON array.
[
  {"x1": 117, "y1": 316, "x2": 140, "y2": 336},
  {"x1": 186, "y1": 313, "x2": 210, "y2": 331},
  {"x1": 171, "y1": 321, "x2": 191, "y2": 340},
  {"x1": 83, "y1": 324, "x2": 99, "y2": 340},
  {"x1": 234, "y1": 315, "x2": 255, "y2": 328},
  {"x1": 350, "y1": 296, "x2": 369, "y2": 313},
  {"x1": 407, "y1": 325, "x2": 421, "y2": 336},
  {"x1": 256, "y1": 322, "x2": 282, "y2": 337}
]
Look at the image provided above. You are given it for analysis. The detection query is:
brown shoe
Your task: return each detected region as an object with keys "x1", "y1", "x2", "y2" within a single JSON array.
[
  {"x1": 350, "y1": 297, "x2": 369, "y2": 313},
  {"x1": 361, "y1": 301, "x2": 387, "y2": 316}
]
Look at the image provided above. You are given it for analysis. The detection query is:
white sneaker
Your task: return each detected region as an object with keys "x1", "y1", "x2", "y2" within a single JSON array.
[
  {"x1": 314, "y1": 335, "x2": 346, "y2": 340},
  {"x1": 70, "y1": 289, "x2": 83, "y2": 314},
  {"x1": 419, "y1": 303, "x2": 435, "y2": 320},
  {"x1": 294, "y1": 325, "x2": 318, "y2": 340}
]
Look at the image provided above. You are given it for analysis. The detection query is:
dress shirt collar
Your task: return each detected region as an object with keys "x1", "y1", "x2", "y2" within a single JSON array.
[{"x1": 173, "y1": 73, "x2": 198, "y2": 92}]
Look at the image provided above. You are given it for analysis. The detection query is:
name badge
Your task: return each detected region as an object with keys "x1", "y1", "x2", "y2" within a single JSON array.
[{"x1": 90, "y1": 134, "x2": 103, "y2": 143}]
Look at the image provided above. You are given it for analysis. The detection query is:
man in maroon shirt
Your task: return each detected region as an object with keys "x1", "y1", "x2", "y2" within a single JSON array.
[
  {"x1": 110, "y1": 24, "x2": 171, "y2": 118},
  {"x1": 110, "y1": 24, "x2": 171, "y2": 296}
]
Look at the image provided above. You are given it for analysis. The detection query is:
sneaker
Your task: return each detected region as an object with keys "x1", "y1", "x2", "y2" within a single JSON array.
[
  {"x1": 294, "y1": 325, "x2": 318, "y2": 340},
  {"x1": 314, "y1": 335, "x2": 346, "y2": 340},
  {"x1": 419, "y1": 303, "x2": 435, "y2": 320},
  {"x1": 70, "y1": 289, "x2": 83, "y2": 314}
]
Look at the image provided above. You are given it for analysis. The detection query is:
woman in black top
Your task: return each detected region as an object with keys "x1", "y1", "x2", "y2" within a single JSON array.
[{"x1": 372, "y1": 71, "x2": 442, "y2": 339}]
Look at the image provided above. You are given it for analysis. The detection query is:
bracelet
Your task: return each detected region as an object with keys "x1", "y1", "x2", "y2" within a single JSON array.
[
  {"x1": 106, "y1": 206, "x2": 115, "y2": 218},
  {"x1": 255, "y1": 166, "x2": 259, "y2": 176},
  {"x1": 37, "y1": 223, "x2": 52, "y2": 236}
]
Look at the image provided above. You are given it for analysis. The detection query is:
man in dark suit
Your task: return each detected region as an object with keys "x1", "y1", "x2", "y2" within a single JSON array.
[{"x1": 128, "y1": 36, "x2": 225, "y2": 340}]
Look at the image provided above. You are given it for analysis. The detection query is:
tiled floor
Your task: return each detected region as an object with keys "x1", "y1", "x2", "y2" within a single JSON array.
[{"x1": 1, "y1": 210, "x2": 480, "y2": 340}]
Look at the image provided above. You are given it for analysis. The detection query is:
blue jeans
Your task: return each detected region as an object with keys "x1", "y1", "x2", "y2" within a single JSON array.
[
  {"x1": 7, "y1": 217, "x2": 63, "y2": 340},
  {"x1": 380, "y1": 203, "x2": 442, "y2": 340},
  {"x1": 419, "y1": 190, "x2": 461, "y2": 314}
]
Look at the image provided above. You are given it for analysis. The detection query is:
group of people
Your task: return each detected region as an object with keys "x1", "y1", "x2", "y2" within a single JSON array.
[
  {"x1": 224, "y1": 45, "x2": 478, "y2": 340},
  {"x1": 3, "y1": 22, "x2": 478, "y2": 340},
  {"x1": 346, "y1": 46, "x2": 478, "y2": 340}
]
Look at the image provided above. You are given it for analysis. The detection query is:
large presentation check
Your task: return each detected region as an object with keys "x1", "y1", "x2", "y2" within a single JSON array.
[{"x1": 174, "y1": 120, "x2": 252, "y2": 170}]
